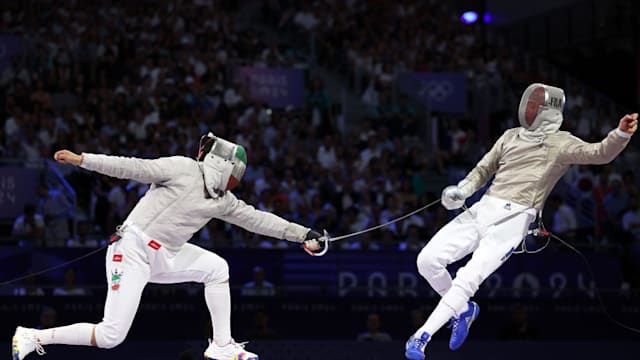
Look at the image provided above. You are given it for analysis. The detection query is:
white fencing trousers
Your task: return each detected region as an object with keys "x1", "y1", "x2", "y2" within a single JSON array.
[
  {"x1": 417, "y1": 195, "x2": 536, "y2": 315},
  {"x1": 95, "y1": 224, "x2": 229, "y2": 349}
]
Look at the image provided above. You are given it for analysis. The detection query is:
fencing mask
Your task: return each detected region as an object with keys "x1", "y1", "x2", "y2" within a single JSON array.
[
  {"x1": 197, "y1": 132, "x2": 247, "y2": 197},
  {"x1": 518, "y1": 83, "x2": 565, "y2": 141}
]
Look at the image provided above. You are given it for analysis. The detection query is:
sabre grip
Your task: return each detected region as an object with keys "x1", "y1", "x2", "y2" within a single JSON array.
[{"x1": 303, "y1": 230, "x2": 324, "y2": 251}]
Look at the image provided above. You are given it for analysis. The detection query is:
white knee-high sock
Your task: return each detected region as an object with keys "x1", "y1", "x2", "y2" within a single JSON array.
[
  {"x1": 35, "y1": 323, "x2": 95, "y2": 346},
  {"x1": 205, "y1": 282, "x2": 232, "y2": 347},
  {"x1": 414, "y1": 301, "x2": 456, "y2": 337},
  {"x1": 414, "y1": 286, "x2": 470, "y2": 337}
]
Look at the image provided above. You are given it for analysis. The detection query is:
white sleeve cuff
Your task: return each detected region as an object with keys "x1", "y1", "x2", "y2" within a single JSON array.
[
  {"x1": 614, "y1": 128, "x2": 632, "y2": 139},
  {"x1": 284, "y1": 222, "x2": 309, "y2": 242},
  {"x1": 457, "y1": 180, "x2": 474, "y2": 198},
  {"x1": 79, "y1": 153, "x2": 94, "y2": 169}
]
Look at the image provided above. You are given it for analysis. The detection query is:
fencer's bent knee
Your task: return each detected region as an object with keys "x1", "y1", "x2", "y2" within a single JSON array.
[
  {"x1": 217, "y1": 257, "x2": 229, "y2": 279},
  {"x1": 416, "y1": 248, "x2": 446, "y2": 278},
  {"x1": 95, "y1": 322, "x2": 127, "y2": 349},
  {"x1": 204, "y1": 254, "x2": 229, "y2": 285}
]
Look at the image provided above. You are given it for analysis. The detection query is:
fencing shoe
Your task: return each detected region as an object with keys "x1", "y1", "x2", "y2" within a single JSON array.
[
  {"x1": 448, "y1": 301, "x2": 480, "y2": 350},
  {"x1": 12, "y1": 327, "x2": 46, "y2": 360},
  {"x1": 405, "y1": 331, "x2": 430, "y2": 360},
  {"x1": 204, "y1": 339, "x2": 258, "y2": 360}
]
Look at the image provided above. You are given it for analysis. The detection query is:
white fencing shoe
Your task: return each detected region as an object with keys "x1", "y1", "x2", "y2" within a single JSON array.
[
  {"x1": 204, "y1": 339, "x2": 258, "y2": 360},
  {"x1": 12, "y1": 327, "x2": 46, "y2": 360}
]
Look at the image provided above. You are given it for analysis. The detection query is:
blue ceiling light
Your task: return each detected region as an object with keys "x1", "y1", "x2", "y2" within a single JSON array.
[{"x1": 460, "y1": 11, "x2": 478, "y2": 24}]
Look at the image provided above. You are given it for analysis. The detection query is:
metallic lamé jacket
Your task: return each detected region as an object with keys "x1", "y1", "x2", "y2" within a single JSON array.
[{"x1": 458, "y1": 128, "x2": 632, "y2": 210}]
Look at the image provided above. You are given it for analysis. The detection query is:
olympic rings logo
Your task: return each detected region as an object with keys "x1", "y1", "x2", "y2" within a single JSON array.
[{"x1": 417, "y1": 80, "x2": 454, "y2": 102}]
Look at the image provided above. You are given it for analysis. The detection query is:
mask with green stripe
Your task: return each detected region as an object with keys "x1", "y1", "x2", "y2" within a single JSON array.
[{"x1": 197, "y1": 132, "x2": 247, "y2": 196}]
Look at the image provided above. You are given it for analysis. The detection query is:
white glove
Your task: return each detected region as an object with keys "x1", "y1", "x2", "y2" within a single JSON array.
[
  {"x1": 303, "y1": 230, "x2": 324, "y2": 251},
  {"x1": 304, "y1": 239, "x2": 322, "y2": 251},
  {"x1": 441, "y1": 185, "x2": 466, "y2": 210}
]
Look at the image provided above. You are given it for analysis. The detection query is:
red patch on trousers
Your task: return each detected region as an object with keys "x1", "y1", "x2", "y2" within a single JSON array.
[
  {"x1": 112, "y1": 254, "x2": 123, "y2": 262},
  {"x1": 148, "y1": 240, "x2": 161, "y2": 250}
]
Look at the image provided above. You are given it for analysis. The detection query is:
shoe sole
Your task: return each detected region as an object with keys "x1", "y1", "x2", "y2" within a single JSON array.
[
  {"x1": 204, "y1": 355, "x2": 259, "y2": 360},
  {"x1": 405, "y1": 349, "x2": 425, "y2": 360},
  {"x1": 12, "y1": 335, "x2": 20, "y2": 360},
  {"x1": 449, "y1": 303, "x2": 480, "y2": 351}
]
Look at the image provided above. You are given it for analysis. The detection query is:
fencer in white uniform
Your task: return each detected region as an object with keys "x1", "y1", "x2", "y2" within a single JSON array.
[
  {"x1": 12, "y1": 133, "x2": 325, "y2": 360},
  {"x1": 405, "y1": 83, "x2": 637, "y2": 360}
]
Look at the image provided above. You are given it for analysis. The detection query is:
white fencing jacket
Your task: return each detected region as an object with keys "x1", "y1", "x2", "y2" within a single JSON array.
[{"x1": 81, "y1": 153, "x2": 309, "y2": 251}]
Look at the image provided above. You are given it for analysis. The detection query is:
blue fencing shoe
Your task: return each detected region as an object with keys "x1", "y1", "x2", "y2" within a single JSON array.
[
  {"x1": 405, "y1": 331, "x2": 430, "y2": 360},
  {"x1": 448, "y1": 301, "x2": 480, "y2": 350}
]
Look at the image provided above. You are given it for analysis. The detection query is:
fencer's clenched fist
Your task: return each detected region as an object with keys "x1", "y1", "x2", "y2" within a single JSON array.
[
  {"x1": 303, "y1": 229, "x2": 325, "y2": 252},
  {"x1": 618, "y1": 113, "x2": 638, "y2": 135},
  {"x1": 54, "y1": 150, "x2": 83, "y2": 166},
  {"x1": 441, "y1": 185, "x2": 466, "y2": 210}
]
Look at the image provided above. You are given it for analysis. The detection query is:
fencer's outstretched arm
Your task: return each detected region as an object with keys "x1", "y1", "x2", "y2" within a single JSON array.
[
  {"x1": 456, "y1": 130, "x2": 508, "y2": 197},
  {"x1": 558, "y1": 113, "x2": 637, "y2": 165},
  {"x1": 54, "y1": 150, "x2": 184, "y2": 184},
  {"x1": 219, "y1": 192, "x2": 312, "y2": 243}
]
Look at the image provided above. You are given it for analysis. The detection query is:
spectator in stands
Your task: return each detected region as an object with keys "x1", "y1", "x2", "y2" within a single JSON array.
[
  {"x1": 622, "y1": 170, "x2": 638, "y2": 197},
  {"x1": 356, "y1": 313, "x2": 392, "y2": 342},
  {"x1": 306, "y1": 78, "x2": 331, "y2": 128},
  {"x1": 622, "y1": 195, "x2": 640, "y2": 242},
  {"x1": 196, "y1": 219, "x2": 233, "y2": 249},
  {"x1": 105, "y1": 179, "x2": 127, "y2": 232},
  {"x1": 548, "y1": 195, "x2": 578, "y2": 241},
  {"x1": 241, "y1": 266, "x2": 276, "y2": 297},
  {"x1": 36, "y1": 306, "x2": 58, "y2": 330},
  {"x1": 292, "y1": 3, "x2": 319, "y2": 31},
  {"x1": 245, "y1": 311, "x2": 280, "y2": 340},
  {"x1": 12, "y1": 274, "x2": 45, "y2": 297},
  {"x1": 603, "y1": 174, "x2": 630, "y2": 241},
  {"x1": 620, "y1": 194, "x2": 640, "y2": 292},
  {"x1": 399, "y1": 225, "x2": 426, "y2": 252},
  {"x1": 395, "y1": 94, "x2": 418, "y2": 135},
  {"x1": 37, "y1": 183, "x2": 73, "y2": 247},
  {"x1": 66, "y1": 220, "x2": 101, "y2": 248},
  {"x1": 379, "y1": 194, "x2": 403, "y2": 235},
  {"x1": 317, "y1": 134, "x2": 338, "y2": 169},
  {"x1": 52, "y1": 267, "x2": 89, "y2": 296},
  {"x1": 12, "y1": 204, "x2": 45, "y2": 247}
]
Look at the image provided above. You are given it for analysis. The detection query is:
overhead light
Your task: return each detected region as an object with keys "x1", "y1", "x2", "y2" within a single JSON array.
[{"x1": 460, "y1": 11, "x2": 478, "y2": 24}]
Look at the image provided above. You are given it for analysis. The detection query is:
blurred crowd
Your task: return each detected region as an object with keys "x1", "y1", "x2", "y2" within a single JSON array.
[
  {"x1": 266, "y1": 0, "x2": 640, "y2": 245},
  {"x1": 0, "y1": 0, "x2": 638, "y2": 276},
  {"x1": 0, "y1": 0, "x2": 439, "y2": 253}
]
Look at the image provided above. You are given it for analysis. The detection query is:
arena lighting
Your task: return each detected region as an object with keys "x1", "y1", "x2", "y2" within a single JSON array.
[
  {"x1": 483, "y1": 12, "x2": 492, "y2": 23},
  {"x1": 460, "y1": 11, "x2": 478, "y2": 24}
]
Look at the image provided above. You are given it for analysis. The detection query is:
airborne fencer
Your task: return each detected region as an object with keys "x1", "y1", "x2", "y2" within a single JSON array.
[
  {"x1": 405, "y1": 83, "x2": 637, "y2": 359},
  {"x1": 12, "y1": 132, "x2": 325, "y2": 360}
]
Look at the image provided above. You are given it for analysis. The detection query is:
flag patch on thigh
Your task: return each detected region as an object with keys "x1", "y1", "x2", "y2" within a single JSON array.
[{"x1": 111, "y1": 269, "x2": 124, "y2": 291}]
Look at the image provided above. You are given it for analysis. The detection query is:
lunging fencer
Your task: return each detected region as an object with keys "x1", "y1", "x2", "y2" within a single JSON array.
[
  {"x1": 405, "y1": 83, "x2": 637, "y2": 359},
  {"x1": 12, "y1": 132, "x2": 324, "y2": 360}
]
